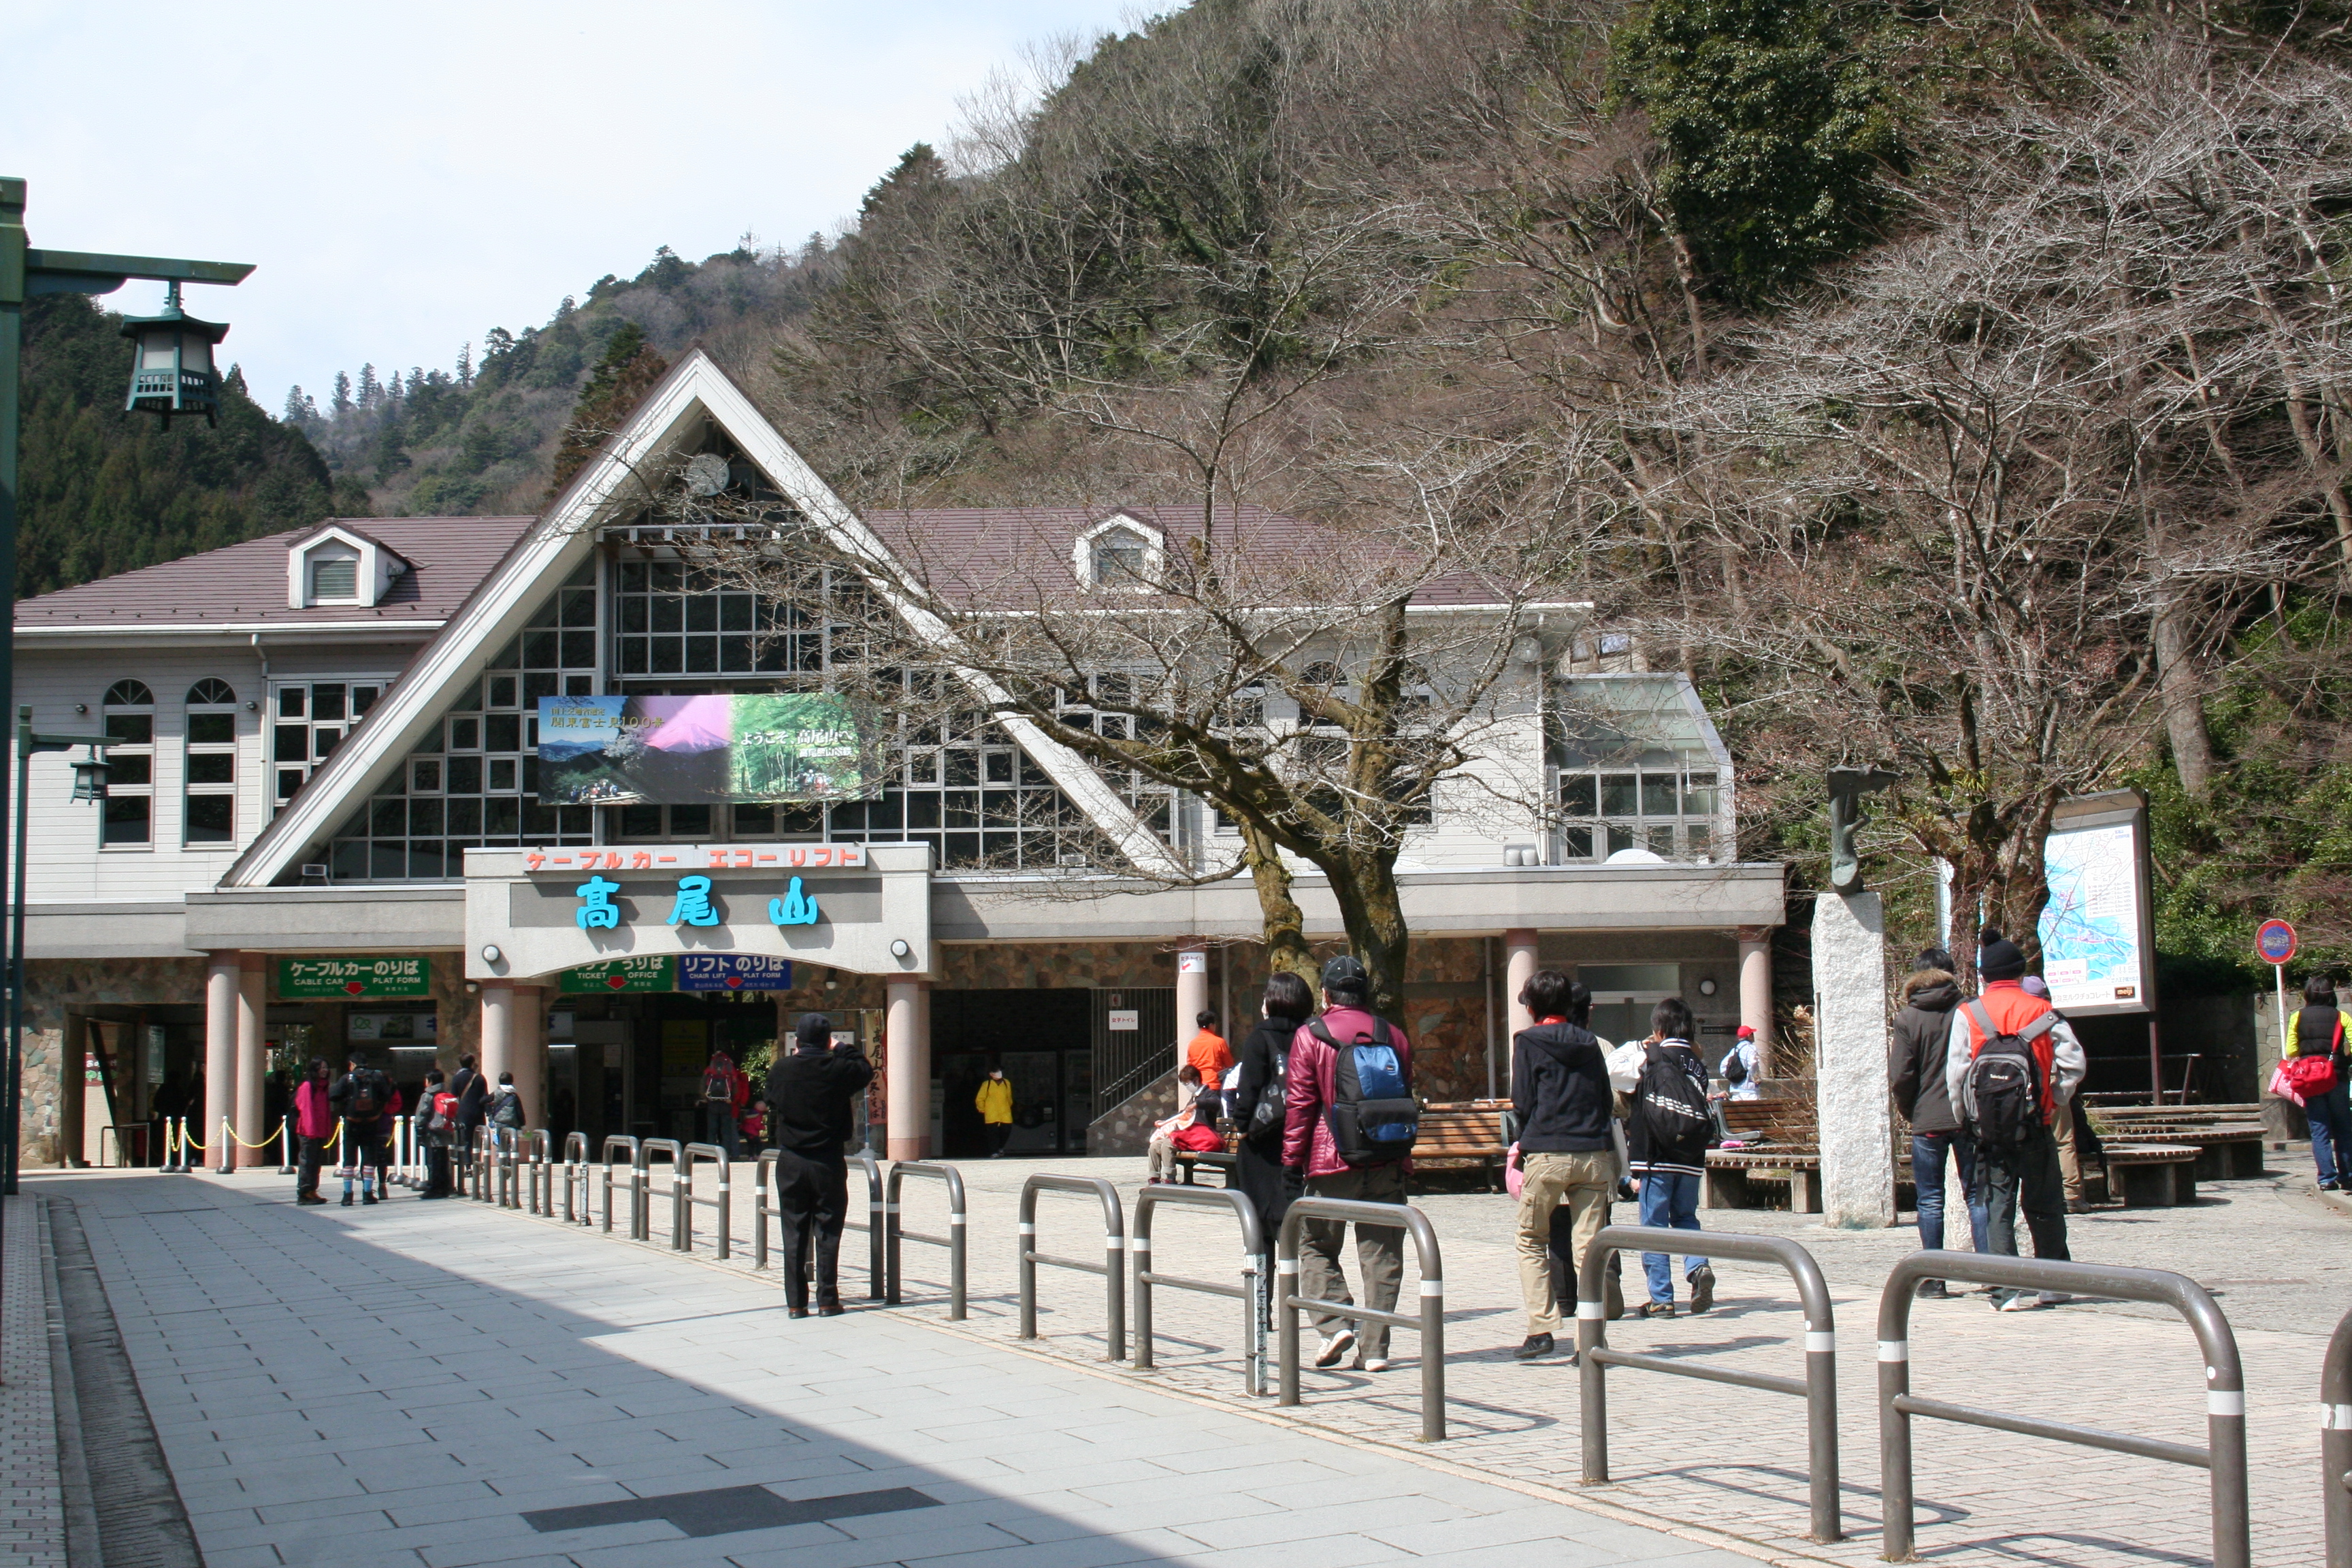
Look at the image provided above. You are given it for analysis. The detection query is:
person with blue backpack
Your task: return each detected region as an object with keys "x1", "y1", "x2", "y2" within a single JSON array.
[{"x1": 1283, "y1": 954, "x2": 1418, "y2": 1373}]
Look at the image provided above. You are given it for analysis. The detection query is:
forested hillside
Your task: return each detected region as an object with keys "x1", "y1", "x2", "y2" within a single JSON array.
[{"x1": 16, "y1": 293, "x2": 368, "y2": 597}]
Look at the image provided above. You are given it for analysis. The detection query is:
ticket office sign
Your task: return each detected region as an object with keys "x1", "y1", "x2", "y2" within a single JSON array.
[
  {"x1": 280, "y1": 956, "x2": 433, "y2": 999},
  {"x1": 558, "y1": 957, "x2": 674, "y2": 994}
]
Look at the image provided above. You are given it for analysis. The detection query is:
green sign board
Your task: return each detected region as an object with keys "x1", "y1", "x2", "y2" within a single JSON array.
[
  {"x1": 558, "y1": 956, "x2": 675, "y2": 994},
  {"x1": 280, "y1": 956, "x2": 433, "y2": 999}
]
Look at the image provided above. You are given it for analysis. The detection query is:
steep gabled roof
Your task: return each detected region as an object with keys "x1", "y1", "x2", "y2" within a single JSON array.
[{"x1": 17, "y1": 517, "x2": 532, "y2": 630}]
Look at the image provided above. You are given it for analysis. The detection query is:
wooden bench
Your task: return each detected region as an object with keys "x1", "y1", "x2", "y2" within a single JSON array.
[
  {"x1": 1174, "y1": 1149, "x2": 1236, "y2": 1186},
  {"x1": 1175, "y1": 1100, "x2": 1510, "y2": 1192},
  {"x1": 2101, "y1": 1143, "x2": 2200, "y2": 1207},
  {"x1": 2091, "y1": 1105, "x2": 2267, "y2": 1180},
  {"x1": 1706, "y1": 1094, "x2": 1821, "y2": 1213}
]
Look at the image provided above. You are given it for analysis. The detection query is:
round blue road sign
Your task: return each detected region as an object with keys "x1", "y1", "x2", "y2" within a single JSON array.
[{"x1": 2257, "y1": 919, "x2": 2298, "y2": 964}]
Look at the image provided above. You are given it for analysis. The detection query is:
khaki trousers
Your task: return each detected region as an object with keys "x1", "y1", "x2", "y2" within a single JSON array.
[
  {"x1": 2053, "y1": 1098, "x2": 2082, "y2": 1203},
  {"x1": 1298, "y1": 1163, "x2": 1407, "y2": 1359},
  {"x1": 1516, "y1": 1149, "x2": 1618, "y2": 1336}
]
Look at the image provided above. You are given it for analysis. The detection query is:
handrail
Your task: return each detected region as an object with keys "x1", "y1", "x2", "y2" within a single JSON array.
[
  {"x1": 525, "y1": 1129, "x2": 553, "y2": 1215},
  {"x1": 1578, "y1": 1225, "x2": 1840, "y2": 1543},
  {"x1": 639, "y1": 1138, "x2": 685, "y2": 1249},
  {"x1": 1132, "y1": 1182, "x2": 1267, "y2": 1395},
  {"x1": 561, "y1": 1132, "x2": 591, "y2": 1224},
  {"x1": 600, "y1": 1135, "x2": 640, "y2": 1237},
  {"x1": 884, "y1": 1161, "x2": 966, "y2": 1320},
  {"x1": 754, "y1": 1149, "x2": 885, "y2": 1301},
  {"x1": 680, "y1": 1142, "x2": 732, "y2": 1260},
  {"x1": 1017, "y1": 1173, "x2": 1126, "y2": 1361},
  {"x1": 1880, "y1": 1250, "x2": 2248, "y2": 1568},
  {"x1": 2321, "y1": 1303, "x2": 2352, "y2": 1566},
  {"x1": 1276, "y1": 1196, "x2": 1446, "y2": 1441}
]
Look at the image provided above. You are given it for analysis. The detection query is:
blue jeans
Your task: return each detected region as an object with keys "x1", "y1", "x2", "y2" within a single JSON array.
[
  {"x1": 2308, "y1": 1083, "x2": 2352, "y2": 1184},
  {"x1": 1636, "y1": 1171, "x2": 1703, "y2": 1302},
  {"x1": 1912, "y1": 1132, "x2": 1989, "y2": 1256}
]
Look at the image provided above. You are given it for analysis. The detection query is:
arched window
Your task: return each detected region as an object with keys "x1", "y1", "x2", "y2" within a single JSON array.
[
  {"x1": 184, "y1": 679, "x2": 238, "y2": 847},
  {"x1": 100, "y1": 682, "x2": 154, "y2": 848}
]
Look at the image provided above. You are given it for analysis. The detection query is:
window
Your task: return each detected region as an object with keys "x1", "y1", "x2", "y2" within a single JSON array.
[
  {"x1": 1550, "y1": 676, "x2": 1733, "y2": 864},
  {"x1": 272, "y1": 680, "x2": 385, "y2": 811},
  {"x1": 1092, "y1": 527, "x2": 1149, "y2": 587},
  {"x1": 100, "y1": 681, "x2": 154, "y2": 847},
  {"x1": 613, "y1": 557, "x2": 798, "y2": 678},
  {"x1": 184, "y1": 679, "x2": 238, "y2": 846},
  {"x1": 308, "y1": 550, "x2": 360, "y2": 602}
]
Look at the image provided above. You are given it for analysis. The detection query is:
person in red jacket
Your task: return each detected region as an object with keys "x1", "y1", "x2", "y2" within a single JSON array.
[
  {"x1": 1282, "y1": 954, "x2": 1413, "y2": 1374},
  {"x1": 293, "y1": 1059, "x2": 334, "y2": 1205}
]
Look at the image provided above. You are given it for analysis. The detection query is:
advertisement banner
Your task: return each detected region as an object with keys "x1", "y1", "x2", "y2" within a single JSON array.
[
  {"x1": 557, "y1": 957, "x2": 675, "y2": 994},
  {"x1": 536, "y1": 693, "x2": 881, "y2": 806},
  {"x1": 280, "y1": 956, "x2": 432, "y2": 999},
  {"x1": 676, "y1": 954, "x2": 794, "y2": 992}
]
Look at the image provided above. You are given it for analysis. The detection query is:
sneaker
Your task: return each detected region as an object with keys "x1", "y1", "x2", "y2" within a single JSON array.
[
  {"x1": 1916, "y1": 1279, "x2": 1950, "y2": 1300},
  {"x1": 1636, "y1": 1301, "x2": 1676, "y2": 1320},
  {"x1": 1360, "y1": 1358, "x2": 1393, "y2": 1373},
  {"x1": 2036, "y1": 1292, "x2": 2070, "y2": 1308},
  {"x1": 1516, "y1": 1333, "x2": 1556, "y2": 1361},
  {"x1": 2066, "y1": 1198, "x2": 2091, "y2": 1214},
  {"x1": 1997, "y1": 1292, "x2": 2043, "y2": 1311},
  {"x1": 1313, "y1": 1329, "x2": 1356, "y2": 1369},
  {"x1": 1688, "y1": 1267, "x2": 1716, "y2": 1314}
]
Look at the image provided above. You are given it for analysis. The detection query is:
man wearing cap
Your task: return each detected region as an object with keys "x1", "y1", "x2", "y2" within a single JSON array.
[
  {"x1": 766, "y1": 1013, "x2": 874, "y2": 1318},
  {"x1": 1944, "y1": 931, "x2": 2085, "y2": 1310},
  {"x1": 1718, "y1": 1024, "x2": 1762, "y2": 1102},
  {"x1": 1283, "y1": 955, "x2": 1414, "y2": 1373}
]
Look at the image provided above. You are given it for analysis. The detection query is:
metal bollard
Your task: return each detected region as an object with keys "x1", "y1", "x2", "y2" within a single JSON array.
[
  {"x1": 1879, "y1": 1250, "x2": 2247, "y2": 1568},
  {"x1": 638, "y1": 1139, "x2": 684, "y2": 1247},
  {"x1": 600, "y1": 1135, "x2": 639, "y2": 1235},
  {"x1": 1016, "y1": 1173, "x2": 1126, "y2": 1361},
  {"x1": 884, "y1": 1161, "x2": 966, "y2": 1320},
  {"x1": 1275, "y1": 1196, "x2": 1446, "y2": 1442},
  {"x1": 2322, "y1": 1303, "x2": 2352, "y2": 1567},
  {"x1": 1132, "y1": 1181, "x2": 1267, "y2": 1395},
  {"x1": 1577, "y1": 1226, "x2": 1840, "y2": 1543},
  {"x1": 680, "y1": 1143, "x2": 730, "y2": 1260}
]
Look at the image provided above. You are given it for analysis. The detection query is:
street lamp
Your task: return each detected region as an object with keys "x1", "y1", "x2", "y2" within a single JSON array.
[
  {"x1": 122, "y1": 281, "x2": 230, "y2": 427},
  {"x1": 67, "y1": 750, "x2": 109, "y2": 803}
]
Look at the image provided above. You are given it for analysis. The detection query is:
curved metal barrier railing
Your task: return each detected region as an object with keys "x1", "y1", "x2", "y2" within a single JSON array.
[
  {"x1": 1578, "y1": 1225, "x2": 1840, "y2": 1543},
  {"x1": 1017, "y1": 1173, "x2": 1126, "y2": 1361},
  {"x1": 680, "y1": 1143, "x2": 732, "y2": 1259},
  {"x1": 884, "y1": 1161, "x2": 966, "y2": 1320},
  {"x1": 1132, "y1": 1182, "x2": 1266, "y2": 1394},
  {"x1": 2326, "y1": 1303, "x2": 2352, "y2": 1568},
  {"x1": 639, "y1": 1139, "x2": 685, "y2": 1249},
  {"x1": 1276, "y1": 1196, "x2": 1446, "y2": 1441},
  {"x1": 753, "y1": 1150, "x2": 885, "y2": 1301},
  {"x1": 560, "y1": 1132, "x2": 591, "y2": 1224},
  {"x1": 1879, "y1": 1250, "x2": 2248, "y2": 1568},
  {"x1": 525, "y1": 1130, "x2": 554, "y2": 1215},
  {"x1": 600, "y1": 1135, "x2": 640, "y2": 1237}
]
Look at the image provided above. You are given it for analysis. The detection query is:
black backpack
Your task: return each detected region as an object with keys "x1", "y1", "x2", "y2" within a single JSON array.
[
  {"x1": 1309, "y1": 1017, "x2": 1418, "y2": 1164},
  {"x1": 1959, "y1": 1000, "x2": 2055, "y2": 1152},
  {"x1": 346, "y1": 1071, "x2": 384, "y2": 1122},
  {"x1": 1633, "y1": 1045, "x2": 1712, "y2": 1164},
  {"x1": 490, "y1": 1090, "x2": 525, "y2": 1130}
]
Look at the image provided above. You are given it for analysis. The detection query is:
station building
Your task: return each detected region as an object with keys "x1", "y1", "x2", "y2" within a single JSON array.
[{"x1": 12, "y1": 351, "x2": 1784, "y2": 1169}]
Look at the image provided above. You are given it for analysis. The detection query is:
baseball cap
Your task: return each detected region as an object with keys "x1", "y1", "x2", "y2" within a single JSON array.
[
  {"x1": 1320, "y1": 955, "x2": 1368, "y2": 992},
  {"x1": 1735, "y1": 1024, "x2": 1756, "y2": 1040}
]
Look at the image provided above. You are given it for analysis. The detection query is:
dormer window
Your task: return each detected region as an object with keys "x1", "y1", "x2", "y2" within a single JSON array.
[
  {"x1": 309, "y1": 550, "x2": 359, "y2": 602},
  {"x1": 1073, "y1": 514, "x2": 1162, "y2": 591},
  {"x1": 287, "y1": 523, "x2": 408, "y2": 610}
]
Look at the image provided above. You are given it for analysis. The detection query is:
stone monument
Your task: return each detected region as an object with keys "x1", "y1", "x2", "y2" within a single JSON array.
[{"x1": 1815, "y1": 767, "x2": 1899, "y2": 1228}]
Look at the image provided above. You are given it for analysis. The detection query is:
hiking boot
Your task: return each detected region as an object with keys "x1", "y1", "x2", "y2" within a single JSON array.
[
  {"x1": 1313, "y1": 1329, "x2": 1356, "y2": 1369},
  {"x1": 361, "y1": 1192, "x2": 378, "y2": 1205},
  {"x1": 1516, "y1": 1333, "x2": 1556, "y2": 1361},
  {"x1": 1636, "y1": 1301, "x2": 1676, "y2": 1320},
  {"x1": 1916, "y1": 1279, "x2": 1950, "y2": 1300},
  {"x1": 340, "y1": 1193, "x2": 353, "y2": 1207},
  {"x1": 296, "y1": 1193, "x2": 327, "y2": 1207},
  {"x1": 1688, "y1": 1267, "x2": 1716, "y2": 1314}
]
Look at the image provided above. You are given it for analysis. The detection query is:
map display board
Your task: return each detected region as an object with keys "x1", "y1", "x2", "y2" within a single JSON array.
[{"x1": 2038, "y1": 803, "x2": 2154, "y2": 1015}]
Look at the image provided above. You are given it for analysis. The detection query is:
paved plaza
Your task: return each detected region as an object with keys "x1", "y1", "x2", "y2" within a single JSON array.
[{"x1": 6, "y1": 1152, "x2": 2347, "y2": 1568}]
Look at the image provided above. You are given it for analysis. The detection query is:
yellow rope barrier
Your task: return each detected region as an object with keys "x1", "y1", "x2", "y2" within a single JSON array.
[{"x1": 222, "y1": 1117, "x2": 289, "y2": 1149}]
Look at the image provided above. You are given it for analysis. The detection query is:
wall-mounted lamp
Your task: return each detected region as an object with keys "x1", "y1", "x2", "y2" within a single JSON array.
[
  {"x1": 72, "y1": 704, "x2": 86, "y2": 715},
  {"x1": 480, "y1": 944, "x2": 502, "y2": 966},
  {"x1": 889, "y1": 939, "x2": 911, "y2": 960},
  {"x1": 1697, "y1": 977, "x2": 1719, "y2": 997}
]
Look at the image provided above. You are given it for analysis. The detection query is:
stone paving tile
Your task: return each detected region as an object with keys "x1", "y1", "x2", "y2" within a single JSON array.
[
  {"x1": 0, "y1": 1198, "x2": 65, "y2": 1568},
  {"x1": 34, "y1": 1169, "x2": 1771, "y2": 1568}
]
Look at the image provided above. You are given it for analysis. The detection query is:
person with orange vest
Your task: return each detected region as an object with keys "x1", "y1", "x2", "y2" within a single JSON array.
[{"x1": 1941, "y1": 930, "x2": 2085, "y2": 1311}]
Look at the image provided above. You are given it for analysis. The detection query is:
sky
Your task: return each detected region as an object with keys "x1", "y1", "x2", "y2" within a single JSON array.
[{"x1": 3, "y1": 0, "x2": 1141, "y2": 410}]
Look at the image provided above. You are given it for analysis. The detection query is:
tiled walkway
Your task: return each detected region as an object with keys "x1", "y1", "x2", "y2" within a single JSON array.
[
  {"x1": 0, "y1": 1196, "x2": 65, "y2": 1568},
  {"x1": 35, "y1": 1169, "x2": 1767, "y2": 1568}
]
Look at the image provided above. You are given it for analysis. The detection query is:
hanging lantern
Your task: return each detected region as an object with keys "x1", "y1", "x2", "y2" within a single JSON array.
[
  {"x1": 68, "y1": 749, "x2": 110, "y2": 803},
  {"x1": 120, "y1": 280, "x2": 230, "y2": 427}
]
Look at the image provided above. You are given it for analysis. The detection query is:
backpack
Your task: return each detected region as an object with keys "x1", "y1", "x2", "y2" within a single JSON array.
[
  {"x1": 701, "y1": 1064, "x2": 735, "y2": 1106},
  {"x1": 1722, "y1": 1045, "x2": 1750, "y2": 1087},
  {"x1": 1246, "y1": 1037, "x2": 1291, "y2": 1137},
  {"x1": 1632, "y1": 1045, "x2": 1712, "y2": 1164},
  {"x1": 1309, "y1": 1017, "x2": 1418, "y2": 1165},
  {"x1": 1959, "y1": 1000, "x2": 2057, "y2": 1151},
  {"x1": 490, "y1": 1090, "x2": 524, "y2": 1130},
  {"x1": 428, "y1": 1090, "x2": 459, "y2": 1133},
  {"x1": 2285, "y1": 1014, "x2": 2343, "y2": 1098},
  {"x1": 346, "y1": 1071, "x2": 383, "y2": 1122}
]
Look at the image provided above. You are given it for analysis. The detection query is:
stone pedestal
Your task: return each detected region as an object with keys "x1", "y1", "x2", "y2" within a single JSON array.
[{"x1": 1814, "y1": 890, "x2": 1894, "y2": 1228}]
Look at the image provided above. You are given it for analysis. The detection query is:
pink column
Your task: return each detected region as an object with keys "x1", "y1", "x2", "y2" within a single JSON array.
[
  {"x1": 203, "y1": 955, "x2": 238, "y2": 1172},
  {"x1": 1738, "y1": 926, "x2": 1776, "y2": 1079},
  {"x1": 885, "y1": 979, "x2": 930, "y2": 1160},
  {"x1": 1503, "y1": 928, "x2": 1540, "y2": 1041},
  {"x1": 234, "y1": 955, "x2": 268, "y2": 1168}
]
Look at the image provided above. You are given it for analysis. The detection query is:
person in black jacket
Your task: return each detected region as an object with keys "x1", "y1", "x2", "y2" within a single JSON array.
[
  {"x1": 1627, "y1": 998, "x2": 1712, "y2": 1318},
  {"x1": 450, "y1": 1054, "x2": 485, "y2": 1188},
  {"x1": 1229, "y1": 971, "x2": 1313, "y2": 1277},
  {"x1": 328, "y1": 1054, "x2": 391, "y2": 1208},
  {"x1": 767, "y1": 1012, "x2": 875, "y2": 1318},
  {"x1": 1508, "y1": 970, "x2": 1615, "y2": 1361},
  {"x1": 1887, "y1": 948, "x2": 1982, "y2": 1298}
]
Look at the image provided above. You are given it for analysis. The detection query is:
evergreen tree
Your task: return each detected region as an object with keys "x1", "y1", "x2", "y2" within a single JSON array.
[
  {"x1": 455, "y1": 341, "x2": 472, "y2": 389},
  {"x1": 357, "y1": 363, "x2": 380, "y2": 408},
  {"x1": 547, "y1": 321, "x2": 669, "y2": 495},
  {"x1": 331, "y1": 371, "x2": 352, "y2": 415}
]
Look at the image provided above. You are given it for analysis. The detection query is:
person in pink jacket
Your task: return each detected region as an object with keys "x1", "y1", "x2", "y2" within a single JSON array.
[
  {"x1": 1282, "y1": 955, "x2": 1414, "y2": 1373},
  {"x1": 293, "y1": 1059, "x2": 335, "y2": 1206}
]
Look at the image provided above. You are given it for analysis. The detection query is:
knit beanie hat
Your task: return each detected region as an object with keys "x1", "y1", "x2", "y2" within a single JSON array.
[
  {"x1": 1978, "y1": 929, "x2": 2028, "y2": 981},
  {"x1": 796, "y1": 1012, "x2": 833, "y2": 1048}
]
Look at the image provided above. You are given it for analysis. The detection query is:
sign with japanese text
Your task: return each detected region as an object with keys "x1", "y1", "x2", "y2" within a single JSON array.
[
  {"x1": 280, "y1": 956, "x2": 432, "y2": 999},
  {"x1": 520, "y1": 843, "x2": 867, "y2": 874},
  {"x1": 348, "y1": 1012, "x2": 438, "y2": 1042},
  {"x1": 677, "y1": 955, "x2": 794, "y2": 992},
  {"x1": 1107, "y1": 1009, "x2": 1139, "y2": 1032},
  {"x1": 557, "y1": 957, "x2": 674, "y2": 994},
  {"x1": 536, "y1": 693, "x2": 882, "y2": 806}
]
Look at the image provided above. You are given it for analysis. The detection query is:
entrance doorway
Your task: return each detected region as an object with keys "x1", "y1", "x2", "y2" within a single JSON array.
[{"x1": 932, "y1": 988, "x2": 1091, "y2": 1157}]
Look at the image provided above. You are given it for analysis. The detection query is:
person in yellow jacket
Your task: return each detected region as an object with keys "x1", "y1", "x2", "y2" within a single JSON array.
[
  {"x1": 2284, "y1": 975, "x2": 2352, "y2": 1190},
  {"x1": 975, "y1": 1066, "x2": 1015, "y2": 1158}
]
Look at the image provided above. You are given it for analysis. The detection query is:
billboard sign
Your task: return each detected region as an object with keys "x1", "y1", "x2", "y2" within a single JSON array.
[
  {"x1": 280, "y1": 955, "x2": 432, "y2": 999},
  {"x1": 676, "y1": 954, "x2": 794, "y2": 992},
  {"x1": 2038, "y1": 791, "x2": 2156, "y2": 1016},
  {"x1": 536, "y1": 693, "x2": 881, "y2": 806}
]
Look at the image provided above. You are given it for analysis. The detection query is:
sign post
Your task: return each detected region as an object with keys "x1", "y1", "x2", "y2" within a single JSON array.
[{"x1": 2256, "y1": 919, "x2": 2298, "y2": 1061}]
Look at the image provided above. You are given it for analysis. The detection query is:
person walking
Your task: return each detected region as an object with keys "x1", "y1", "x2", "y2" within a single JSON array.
[
  {"x1": 700, "y1": 1047, "x2": 748, "y2": 1158},
  {"x1": 1626, "y1": 998, "x2": 1715, "y2": 1318},
  {"x1": 1718, "y1": 1025, "x2": 1763, "y2": 1101},
  {"x1": 975, "y1": 1066, "x2": 1015, "y2": 1158},
  {"x1": 1283, "y1": 955, "x2": 1416, "y2": 1373},
  {"x1": 418, "y1": 1067, "x2": 455, "y2": 1198},
  {"x1": 329, "y1": 1054, "x2": 391, "y2": 1207},
  {"x1": 2284, "y1": 974, "x2": 2352, "y2": 1190},
  {"x1": 1230, "y1": 973, "x2": 1312, "y2": 1268},
  {"x1": 293, "y1": 1058, "x2": 333, "y2": 1205},
  {"x1": 1889, "y1": 947, "x2": 1982, "y2": 1296},
  {"x1": 1507, "y1": 970, "x2": 1616, "y2": 1362},
  {"x1": 766, "y1": 1012, "x2": 874, "y2": 1317},
  {"x1": 1186, "y1": 1012, "x2": 1231, "y2": 1123},
  {"x1": 1946, "y1": 930, "x2": 2085, "y2": 1310}
]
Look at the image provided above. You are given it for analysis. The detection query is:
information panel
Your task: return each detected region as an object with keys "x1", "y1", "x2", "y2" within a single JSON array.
[{"x1": 2038, "y1": 795, "x2": 2155, "y2": 1016}]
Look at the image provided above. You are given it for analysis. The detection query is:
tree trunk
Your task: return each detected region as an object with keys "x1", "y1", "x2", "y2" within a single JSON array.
[
  {"x1": 2152, "y1": 600, "x2": 2216, "y2": 794},
  {"x1": 1241, "y1": 822, "x2": 1320, "y2": 996},
  {"x1": 1318, "y1": 849, "x2": 1411, "y2": 1022}
]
